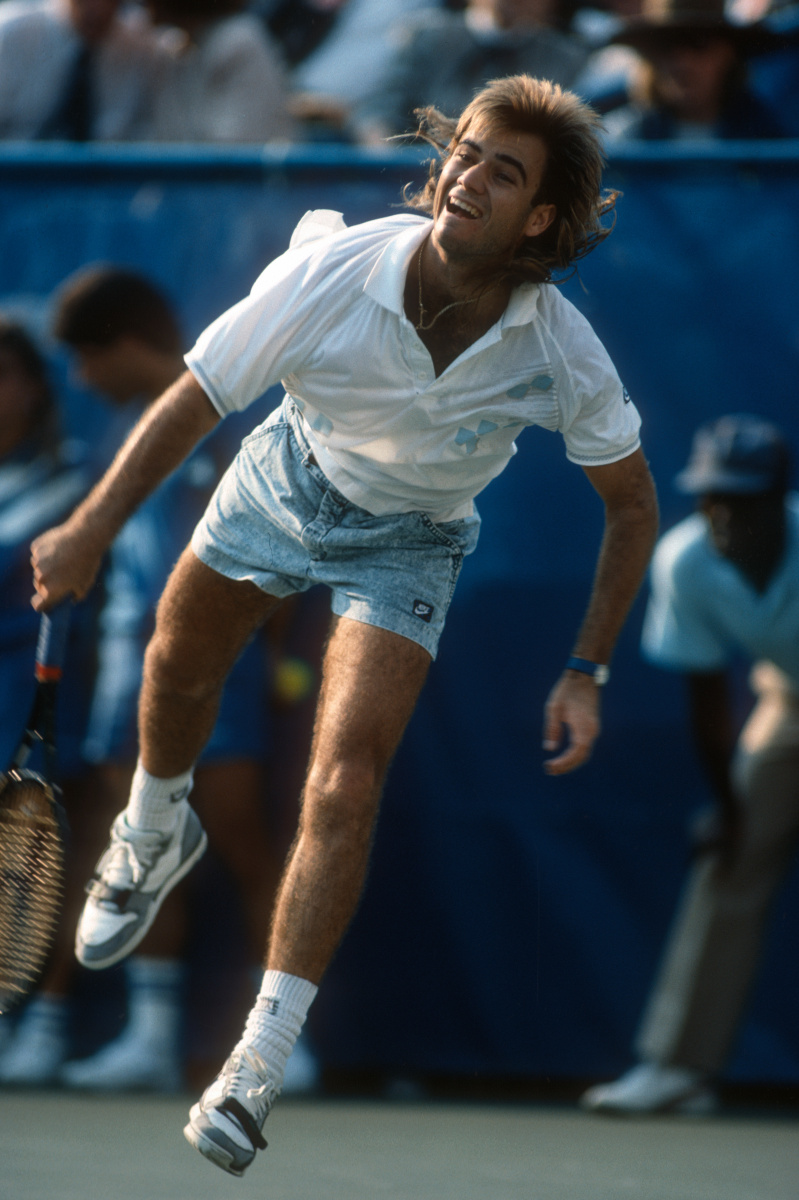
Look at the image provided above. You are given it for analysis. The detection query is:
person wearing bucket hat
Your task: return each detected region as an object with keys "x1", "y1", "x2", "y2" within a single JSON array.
[
  {"x1": 582, "y1": 413, "x2": 799, "y2": 1114},
  {"x1": 674, "y1": 410, "x2": 791, "y2": 494},
  {"x1": 595, "y1": 0, "x2": 787, "y2": 137}
]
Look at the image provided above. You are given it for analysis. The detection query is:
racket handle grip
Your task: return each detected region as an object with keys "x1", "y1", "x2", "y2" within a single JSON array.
[{"x1": 35, "y1": 605, "x2": 71, "y2": 681}]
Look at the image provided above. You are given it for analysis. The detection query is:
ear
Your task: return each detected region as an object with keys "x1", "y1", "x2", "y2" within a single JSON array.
[{"x1": 523, "y1": 202, "x2": 556, "y2": 240}]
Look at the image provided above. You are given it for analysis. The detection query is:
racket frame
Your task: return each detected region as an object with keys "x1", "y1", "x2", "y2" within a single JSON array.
[{"x1": 0, "y1": 606, "x2": 71, "y2": 1014}]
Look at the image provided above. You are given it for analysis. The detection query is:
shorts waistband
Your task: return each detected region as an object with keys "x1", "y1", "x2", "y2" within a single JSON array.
[{"x1": 284, "y1": 396, "x2": 313, "y2": 456}]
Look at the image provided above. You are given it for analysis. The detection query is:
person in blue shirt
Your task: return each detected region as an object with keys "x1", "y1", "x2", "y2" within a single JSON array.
[
  {"x1": 582, "y1": 414, "x2": 799, "y2": 1114},
  {"x1": 0, "y1": 317, "x2": 99, "y2": 1080},
  {"x1": 2, "y1": 270, "x2": 318, "y2": 1092}
]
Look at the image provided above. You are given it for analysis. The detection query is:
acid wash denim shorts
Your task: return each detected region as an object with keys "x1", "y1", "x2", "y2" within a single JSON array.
[{"x1": 191, "y1": 399, "x2": 481, "y2": 659}]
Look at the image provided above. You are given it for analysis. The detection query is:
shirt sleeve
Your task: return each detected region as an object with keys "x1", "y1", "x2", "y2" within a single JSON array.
[
  {"x1": 545, "y1": 298, "x2": 642, "y2": 466},
  {"x1": 185, "y1": 246, "x2": 317, "y2": 416},
  {"x1": 640, "y1": 521, "x2": 731, "y2": 672},
  {"x1": 185, "y1": 212, "x2": 349, "y2": 417}
]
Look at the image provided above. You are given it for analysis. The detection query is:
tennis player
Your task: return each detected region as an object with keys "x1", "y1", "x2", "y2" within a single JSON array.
[{"x1": 31, "y1": 76, "x2": 659, "y2": 1176}]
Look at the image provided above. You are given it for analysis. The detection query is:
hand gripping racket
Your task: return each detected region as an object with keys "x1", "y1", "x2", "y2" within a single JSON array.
[{"x1": 0, "y1": 606, "x2": 70, "y2": 1015}]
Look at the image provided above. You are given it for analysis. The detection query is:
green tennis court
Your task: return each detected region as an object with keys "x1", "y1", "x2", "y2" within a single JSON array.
[{"x1": 2, "y1": 1090, "x2": 798, "y2": 1200}]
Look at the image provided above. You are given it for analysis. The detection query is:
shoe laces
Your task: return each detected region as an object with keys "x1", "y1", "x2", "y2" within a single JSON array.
[
  {"x1": 224, "y1": 1047, "x2": 277, "y2": 1115},
  {"x1": 98, "y1": 820, "x2": 167, "y2": 890}
]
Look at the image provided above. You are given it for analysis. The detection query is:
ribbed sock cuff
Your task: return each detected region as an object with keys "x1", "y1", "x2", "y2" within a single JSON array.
[
  {"x1": 127, "y1": 761, "x2": 195, "y2": 831},
  {"x1": 257, "y1": 970, "x2": 318, "y2": 1021},
  {"x1": 239, "y1": 971, "x2": 319, "y2": 1088}
]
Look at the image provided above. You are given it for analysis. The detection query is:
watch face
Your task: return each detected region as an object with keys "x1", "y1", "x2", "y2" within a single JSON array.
[{"x1": 594, "y1": 664, "x2": 610, "y2": 686}]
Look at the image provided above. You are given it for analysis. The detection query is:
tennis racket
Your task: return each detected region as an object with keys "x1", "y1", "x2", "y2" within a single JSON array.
[{"x1": 0, "y1": 606, "x2": 70, "y2": 1015}]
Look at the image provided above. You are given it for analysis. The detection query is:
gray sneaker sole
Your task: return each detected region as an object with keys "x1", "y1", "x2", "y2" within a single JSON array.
[
  {"x1": 581, "y1": 1087, "x2": 718, "y2": 1116},
  {"x1": 183, "y1": 1116, "x2": 249, "y2": 1177},
  {"x1": 76, "y1": 822, "x2": 208, "y2": 970}
]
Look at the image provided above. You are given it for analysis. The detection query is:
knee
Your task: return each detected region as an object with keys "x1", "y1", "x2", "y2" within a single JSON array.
[
  {"x1": 143, "y1": 630, "x2": 220, "y2": 702},
  {"x1": 301, "y1": 757, "x2": 382, "y2": 848}
]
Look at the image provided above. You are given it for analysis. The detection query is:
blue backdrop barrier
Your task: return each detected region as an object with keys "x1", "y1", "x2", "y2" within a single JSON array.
[{"x1": 2, "y1": 142, "x2": 799, "y2": 1085}]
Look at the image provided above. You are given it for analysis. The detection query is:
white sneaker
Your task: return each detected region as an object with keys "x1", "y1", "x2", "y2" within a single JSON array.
[
  {"x1": 184, "y1": 1046, "x2": 278, "y2": 1177},
  {"x1": 76, "y1": 806, "x2": 207, "y2": 970},
  {"x1": 0, "y1": 1009, "x2": 67, "y2": 1086},
  {"x1": 61, "y1": 1032, "x2": 182, "y2": 1092},
  {"x1": 580, "y1": 1062, "x2": 718, "y2": 1115}
]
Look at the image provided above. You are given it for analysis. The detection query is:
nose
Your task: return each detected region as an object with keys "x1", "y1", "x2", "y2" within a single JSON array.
[{"x1": 457, "y1": 160, "x2": 487, "y2": 191}]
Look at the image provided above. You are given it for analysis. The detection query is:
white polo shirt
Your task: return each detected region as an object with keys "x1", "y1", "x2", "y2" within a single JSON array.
[
  {"x1": 187, "y1": 210, "x2": 641, "y2": 521},
  {"x1": 641, "y1": 496, "x2": 799, "y2": 691}
]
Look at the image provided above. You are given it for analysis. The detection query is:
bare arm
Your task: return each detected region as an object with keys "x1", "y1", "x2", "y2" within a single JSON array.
[
  {"x1": 543, "y1": 446, "x2": 659, "y2": 775},
  {"x1": 31, "y1": 370, "x2": 220, "y2": 611}
]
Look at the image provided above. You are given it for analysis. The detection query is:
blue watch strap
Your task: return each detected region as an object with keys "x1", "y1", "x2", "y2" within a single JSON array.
[{"x1": 566, "y1": 656, "x2": 610, "y2": 685}]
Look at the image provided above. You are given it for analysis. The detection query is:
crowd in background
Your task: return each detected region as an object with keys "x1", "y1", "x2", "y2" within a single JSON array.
[{"x1": 0, "y1": 0, "x2": 796, "y2": 144}]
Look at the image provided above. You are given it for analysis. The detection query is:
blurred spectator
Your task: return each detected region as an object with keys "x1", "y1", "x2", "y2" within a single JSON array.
[
  {"x1": 748, "y1": 0, "x2": 799, "y2": 136},
  {"x1": 53, "y1": 267, "x2": 289, "y2": 1092},
  {"x1": 288, "y1": 0, "x2": 435, "y2": 139},
  {"x1": 571, "y1": 0, "x2": 646, "y2": 113},
  {"x1": 600, "y1": 0, "x2": 786, "y2": 139},
  {"x1": 146, "y1": 0, "x2": 296, "y2": 142},
  {"x1": 264, "y1": 0, "x2": 347, "y2": 69},
  {"x1": 581, "y1": 415, "x2": 799, "y2": 1115},
  {"x1": 353, "y1": 0, "x2": 592, "y2": 143},
  {"x1": 0, "y1": 268, "x2": 319, "y2": 1092},
  {"x1": 0, "y1": 0, "x2": 168, "y2": 141},
  {"x1": 0, "y1": 319, "x2": 100, "y2": 1078}
]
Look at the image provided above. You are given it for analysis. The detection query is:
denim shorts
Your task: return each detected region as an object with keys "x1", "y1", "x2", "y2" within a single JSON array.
[{"x1": 191, "y1": 399, "x2": 481, "y2": 658}]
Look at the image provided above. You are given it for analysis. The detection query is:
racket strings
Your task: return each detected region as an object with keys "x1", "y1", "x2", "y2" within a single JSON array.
[{"x1": 0, "y1": 778, "x2": 66, "y2": 1011}]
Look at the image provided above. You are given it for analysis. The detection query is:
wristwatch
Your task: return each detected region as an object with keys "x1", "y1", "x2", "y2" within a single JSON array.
[{"x1": 565, "y1": 656, "x2": 610, "y2": 686}]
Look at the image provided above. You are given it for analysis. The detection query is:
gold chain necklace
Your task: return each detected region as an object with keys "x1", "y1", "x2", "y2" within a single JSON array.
[{"x1": 414, "y1": 242, "x2": 496, "y2": 332}]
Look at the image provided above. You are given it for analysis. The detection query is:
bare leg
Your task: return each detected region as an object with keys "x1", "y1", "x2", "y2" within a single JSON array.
[
  {"x1": 266, "y1": 616, "x2": 431, "y2": 983},
  {"x1": 138, "y1": 547, "x2": 281, "y2": 778}
]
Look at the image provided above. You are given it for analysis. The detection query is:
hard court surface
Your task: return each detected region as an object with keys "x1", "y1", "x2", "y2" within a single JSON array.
[{"x1": 2, "y1": 1090, "x2": 798, "y2": 1200}]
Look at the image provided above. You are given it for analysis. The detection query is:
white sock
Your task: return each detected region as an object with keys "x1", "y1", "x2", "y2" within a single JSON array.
[
  {"x1": 123, "y1": 956, "x2": 184, "y2": 1051},
  {"x1": 237, "y1": 970, "x2": 318, "y2": 1090},
  {"x1": 126, "y1": 760, "x2": 194, "y2": 832}
]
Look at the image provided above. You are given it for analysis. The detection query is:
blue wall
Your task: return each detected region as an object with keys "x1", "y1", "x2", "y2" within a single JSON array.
[{"x1": 3, "y1": 143, "x2": 799, "y2": 1083}]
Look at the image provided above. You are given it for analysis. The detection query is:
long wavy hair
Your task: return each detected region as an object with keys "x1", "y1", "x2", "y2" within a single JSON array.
[{"x1": 406, "y1": 76, "x2": 619, "y2": 286}]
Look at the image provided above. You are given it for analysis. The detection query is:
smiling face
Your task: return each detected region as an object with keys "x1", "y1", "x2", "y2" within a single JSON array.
[{"x1": 430, "y1": 122, "x2": 556, "y2": 269}]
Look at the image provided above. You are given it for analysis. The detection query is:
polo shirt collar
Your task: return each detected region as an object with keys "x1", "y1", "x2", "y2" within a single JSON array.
[
  {"x1": 501, "y1": 281, "x2": 540, "y2": 327},
  {"x1": 363, "y1": 216, "x2": 541, "y2": 327},
  {"x1": 363, "y1": 217, "x2": 430, "y2": 314}
]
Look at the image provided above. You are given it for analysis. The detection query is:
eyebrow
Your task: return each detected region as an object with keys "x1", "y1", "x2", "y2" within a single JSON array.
[{"x1": 459, "y1": 138, "x2": 528, "y2": 185}]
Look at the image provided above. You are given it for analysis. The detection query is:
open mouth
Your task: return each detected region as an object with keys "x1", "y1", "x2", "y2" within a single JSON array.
[{"x1": 446, "y1": 195, "x2": 481, "y2": 220}]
